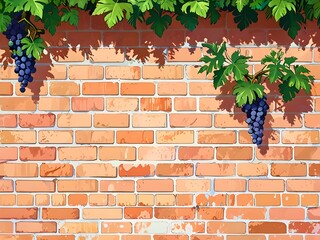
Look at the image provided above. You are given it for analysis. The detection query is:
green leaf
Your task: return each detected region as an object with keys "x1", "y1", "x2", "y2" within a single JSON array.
[
  {"x1": 146, "y1": 5, "x2": 172, "y2": 37},
  {"x1": 233, "y1": 81, "x2": 265, "y2": 106},
  {"x1": 135, "y1": 0, "x2": 153, "y2": 12},
  {"x1": 41, "y1": 3, "x2": 61, "y2": 35},
  {"x1": 279, "y1": 81, "x2": 299, "y2": 102},
  {"x1": 212, "y1": 66, "x2": 232, "y2": 89},
  {"x1": 156, "y1": 0, "x2": 176, "y2": 11},
  {"x1": 181, "y1": 0, "x2": 209, "y2": 18},
  {"x1": 207, "y1": 5, "x2": 221, "y2": 24},
  {"x1": 68, "y1": 0, "x2": 88, "y2": 9},
  {"x1": 61, "y1": 8, "x2": 79, "y2": 26},
  {"x1": 127, "y1": 5, "x2": 144, "y2": 28},
  {"x1": 21, "y1": 37, "x2": 46, "y2": 60},
  {"x1": 236, "y1": 0, "x2": 249, "y2": 12},
  {"x1": 3, "y1": 0, "x2": 24, "y2": 13},
  {"x1": 283, "y1": 65, "x2": 313, "y2": 93},
  {"x1": 268, "y1": 0, "x2": 296, "y2": 21},
  {"x1": 250, "y1": 0, "x2": 268, "y2": 10},
  {"x1": 279, "y1": 11, "x2": 304, "y2": 39},
  {"x1": 23, "y1": 0, "x2": 49, "y2": 18},
  {"x1": 232, "y1": 6, "x2": 258, "y2": 30},
  {"x1": 176, "y1": 11, "x2": 198, "y2": 31},
  {"x1": 284, "y1": 56, "x2": 297, "y2": 66},
  {"x1": 267, "y1": 63, "x2": 283, "y2": 83},
  {"x1": 198, "y1": 65, "x2": 208, "y2": 74},
  {"x1": 0, "y1": 13, "x2": 11, "y2": 32},
  {"x1": 93, "y1": 0, "x2": 133, "y2": 28},
  {"x1": 53, "y1": 0, "x2": 66, "y2": 6},
  {"x1": 307, "y1": 0, "x2": 320, "y2": 18},
  {"x1": 227, "y1": 50, "x2": 249, "y2": 81}
]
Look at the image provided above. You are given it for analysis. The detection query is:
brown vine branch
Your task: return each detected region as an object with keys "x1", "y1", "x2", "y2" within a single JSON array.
[{"x1": 18, "y1": 11, "x2": 45, "y2": 40}]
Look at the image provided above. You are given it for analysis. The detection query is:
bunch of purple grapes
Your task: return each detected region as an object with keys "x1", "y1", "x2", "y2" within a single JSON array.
[
  {"x1": 3, "y1": 13, "x2": 36, "y2": 93},
  {"x1": 241, "y1": 95, "x2": 269, "y2": 146}
]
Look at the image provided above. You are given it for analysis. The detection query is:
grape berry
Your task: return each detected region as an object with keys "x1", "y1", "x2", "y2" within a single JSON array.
[
  {"x1": 3, "y1": 13, "x2": 36, "y2": 93},
  {"x1": 241, "y1": 95, "x2": 269, "y2": 146}
]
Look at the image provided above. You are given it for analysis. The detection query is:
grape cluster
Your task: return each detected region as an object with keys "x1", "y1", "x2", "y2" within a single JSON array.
[
  {"x1": 3, "y1": 13, "x2": 36, "y2": 93},
  {"x1": 241, "y1": 95, "x2": 269, "y2": 146}
]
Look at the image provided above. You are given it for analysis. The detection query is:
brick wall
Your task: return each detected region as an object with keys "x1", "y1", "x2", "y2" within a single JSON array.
[{"x1": 0, "y1": 10, "x2": 320, "y2": 240}]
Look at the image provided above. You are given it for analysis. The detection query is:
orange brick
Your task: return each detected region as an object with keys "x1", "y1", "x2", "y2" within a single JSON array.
[
  {"x1": 94, "y1": 114, "x2": 129, "y2": 127},
  {"x1": 177, "y1": 179, "x2": 210, "y2": 192},
  {"x1": 16, "y1": 222, "x2": 56, "y2": 233},
  {"x1": 101, "y1": 222, "x2": 132, "y2": 233},
  {"x1": 124, "y1": 207, "x2": 153, "y2": 219},
  {"x1": 89, "y1": 194, "x2": 108, "y2": 206},
  {"x1": 19, "y1": 114, "x2": 55, "y2": 128},
  {"x1": 170, "y1": 114, "x2": 212, "y2": 127},
  {"x1": 76, "y1": 163, "x2": 116, "y2": 177},
  {"x1": 282, "y1": 194, "x2": 299, "y2": 206},
  {"x1": 158, "y1": 82, "x2": 187, "y2": 96},
  {"x1": 17, "y1": 194, "x2": 34, "y2": 206},
  {"x1": 282, "y1": 130, "x2": 319, "y2": 144},
  {"x1": 106, "y1": 66, "x2": 140, "y2": 79},
  {"x1": 107, "y1": 98, "x2": 138, "y2": 111},
  {"x1": 69, "y1": 65, "x2": 104, "y2": 80},
  {"x1": 0, "y1": 180, "x2": 14, "y2": 192},
  {"x1": 0, "y1": 82, "x2": 13, "y2": 95},
  {"x1": 301, "y1": 194, "x2": 318, "y2": 206},
  {"x1": 0, "y1": 131, "x2": 36, "y2": 144},
  {"x1": 226, "y1": 208, "x2": 266, "y2": 220},
  {"x1": 101, "y1": 180, "x2": 135, "y2": 192},
  {"x1": 295, "y1": 147, "x2": 320, "y2": 160},
  {"x1": 189, "y1": 82, "x2": 220, "y2": 95},
  {"x1": 58, "y1": 146, "x2": 97, "y2": 161},
  {"x1": 99, "y1": 147, "x2": 136, "y2": 161},
  {"x1": 156, "y1": 163, "x2": 193, "y2": 176},
  {"x1": 0, "y1": 114, "x2": 17, "y2": 127},
  {"x1": 256, "y1": 194, "x2": 281, "y2": 206},
  {"x1": 83, "y1": 208, "x2": 122, "y2": 220},
  {"x1": 0, "y1": 222, "x2": 13, "y2": 233},
  {"x1": 0, "y1": 163, "x2": 38, "y2": 177},
  {"x1": 42, "y1": 208, "x2": 79, "y2": 219},
  {"x1": 33, "y1": 65, "x2": 67, "y2": 80},
  {"x1": 38, "y1": 130, "x2": 73, "y2": 144},
  {"x1": 0, "y1": 97, "x2": 36, "y2": 111},
  {"x1": 271, "y1": 163, "x2": 307, "y2": 176},
  {"x1": 83, "y1": 82, "x2": 119, "y2": 95},
  {"x1": 216, "y1": 147, "x2": 252, "y2": 160},
  {"x1": 214, "y1": 114, "x2": 247, "y2": 128},
  {"x1": 71, "y1": 97, "x2": 104, "y2": 111},
  {"x1": 38, "y1": 97, "x2": 70, "y2": 111},
  {"x1": 239, "y1": 130, "x2": 280, "y2": 144},
  {"x1": 249, "y1": 180, "x2": 284, "y2": 192},
  {"x1": 168, "y1": 48, "x2": 202, "y2": 62},
  {"x1": 58, "y1": 180, "x2": 98, "y2": 192},
  {"x1": 214, "y1": 179, "x2": 246, "y2": 192},
  {"x1": 137, "y1": 194, "x2": 154, "y2": 206},
  {"x1": 40, "y1": 163, "x2": 73, "y2": 177},
  {"x1": 50, "y1": 82, "x2": 80, "y2": 96},
  {"x1": 90, "y1": 48, "x2": 124, "y2": 62},
  {"x1": 155, "y1": 207, "x2": 195, "y2": 220},
  {"x1": 270, "y1": 207, "x2": 305, "y2": 220},
  {"x1": 138, "y1": 146, "x2": 175, "y2": 161},
  {"x1": 237, "y1": 163, "x2": 268, "y2": 176},
  {"x1": 256, "y1": 147, "x2": 292, "y2": 160},
  {"x1": 157, "y1": 130, "x2": 194, "y2": 144},
  {"x1": 249, "y1": 222, "x2": 286, "y2": 234},
  {"x1": 196, "y1": 163, "x2": 235, "y2": 176},
  {"x1": 156, "y1": 194, "x2": 175, "y2": 206},
  {"x1": 174, "y1": 97, "x2": 197, "y2": 111},
  {"x1": 121, "y1": 83, "x2": 155, "y2": 95},
  {"x1": 20, "y1": 147, "x2": 56, "y2": 161},
  {"x1": 76, "y1": 130, "x2": 114, "y2": 144},
  {"x1": 143, "y1": 66, "x2": 184, "y2": 79},
  {"x1": 0, "y1": 208, "x2": 37, "y2": 219},
  {"x1": 117, "y1": 131, "x2": 154, "y2": 144},
  {"x1": 117, "y1": 194, "x2": 136, "y2": 206},
  {"x1": 68, "y1": 194, "x2": 88, "y2": 206},
  {"x1": 137, "y1": 179, "x2": 173, "y2": 192},
  {"x1": 52, "y1": 194, "x2": 66, "y2": 206},
  {"x1": 57, "y1": 114, "x2": 91, "y2": 127},
  {"x1": 287, "y1": 180, "x2": 320, "y2": 192},
  {"x1": 16, "y1": 180, "x2": 55, "y2": 192},
  {"x1": 140, "y1": 98, "x2": 172, "y2": 112},
  {"x1": 132, "y1": 114, "x2": 166, "y2": 128},
  {"x1": 35, "y1": 194, "x2": 50, "y2": 206},
  {"x1": 207, "y1": 222, "x2": 246, "y2": 234},
  {"x1": 0, "y1": 194, "x2": 15, "y2": 206},
  {"x1": 0, "y1": 147, "x2": 18, "y2": 161},
  {"x1": 197, "y1": 130, "x2": 236, "y2": 144},
  {"x1": 309, "y1": 164, "x2": 320, "y2": 176},
  {"x1": 119, "y1": 164, "x2": 155, "y2": 177},
  {"x1": 59, "y1": 222, "x2": 98, "y2": 233}
]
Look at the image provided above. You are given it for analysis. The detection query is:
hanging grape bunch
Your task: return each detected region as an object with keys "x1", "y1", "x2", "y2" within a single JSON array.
[
  {"x1": 3, "y1": 12, "x2": 45, "y2": 93},
  {"x1": 199, "y1": 42, "x2": 315, "y2": 146}
]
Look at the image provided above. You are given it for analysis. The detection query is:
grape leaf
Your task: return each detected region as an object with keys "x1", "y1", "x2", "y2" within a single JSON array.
[
  {"x1": 268, "y1": 0, "x2": 296, "y2": 21},
  {"x1": 279, "y1": 81, "x2": 299, "y2": 102},
  {"x1": 279, "y1": 11, "x2": 304, "y2": 39},
  {"x1": 0, "y1": 13, "x2": 11, "y2": 32},
  {"x1": 3, "y1": 0, "x2": 25, "y2": 13},
  {"x1": 284, "y1": 56, "x2": 297, "y2": 66},
  {"x1": 232, "y1": 6, "x2": 258, "y2": 30},
  {"x1": 207, "y1": 5, "x2": 221, "y2": 24},
  {"x1": 226, "y1": 50, "x2": 250, "y2": 81},
  {"x1": 307, "y1": 0, "x2": 320, "y2": 18},
  {"x1": 156, "y1": 0, "x2": 176, "y2": 11},
  {"x1": 68, "y1": 0, "x2": 88, "y2": 9},
  {"x1": 284, "y1": 65, "x2": 314, "y2": 93},
  {"x1": 23, "y1": 0, "x2": 49, "y2": 19},
  {"x1": 212, "y1": 66, "x2": 232, "y2": 89},
  {"x1": 135, "y1": 0, "x2": 153, "y2": 12},
  {"x1": 146, "y1": 5, "x2": 172, "y2": 37},
  {"x1": 200, "y1": 42, "x2": 226, "y2": 73},
  {"x1": 233, "y1": 81, "x2": 265, "y2": 106},
  {"x1": 267, "y1": 63, "x2": 283, "y2": 83},
  {"x1": 93, "y1": 0, "x2": 133, "y2": 28},
  {"x1": 127, "y1": 5, "x2": 144, "y2": 28},
  {"x1": 250, "y1": 0, "x2": 268, "y2": 10},
  {"x1": 236, "y1": 0, "x2": 249, "y2": 12},
  {"x1": 40, "y1": 3, "x2": 61, "y2": 35},
  {"x1": 53, "y1": 0, "x2": 66, "y2": 6},
  {"x1": 181, "y1": 0, "x2": 209, "y2": 18},
  {"x1": 176, "y1": 11, "x2": 198, "y2": 31},
  {"x1": 61, "y1": 8, "x2": 79, "y2": 26},
  {"x1": 21, "y1": 37, "x2": 46, "y2": 60}
]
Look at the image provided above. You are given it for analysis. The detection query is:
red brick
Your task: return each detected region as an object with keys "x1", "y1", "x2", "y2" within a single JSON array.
[
  {"x1": 42, "y1": 208, "x2": 79, "y2": 219},
  {"x1": 0, "y1": 208, "x2": 37, "y2": 219},
  {"x1": 20, "y1": 147, "x2": 56, "y2": 161}
]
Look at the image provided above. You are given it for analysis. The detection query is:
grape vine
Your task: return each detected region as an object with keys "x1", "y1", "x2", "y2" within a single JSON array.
[{"x1": 199, "y1": 42, "x2": 315, "y2": 146}]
